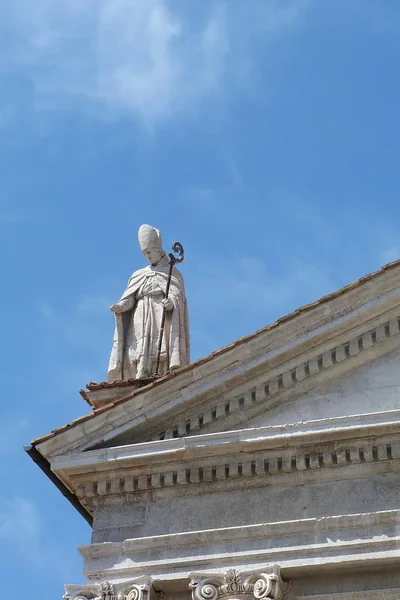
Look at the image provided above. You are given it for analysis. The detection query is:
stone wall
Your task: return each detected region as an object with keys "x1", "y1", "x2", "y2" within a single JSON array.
[{"x1": 91, "y1": 471, "x2": 399, "y2": 543}]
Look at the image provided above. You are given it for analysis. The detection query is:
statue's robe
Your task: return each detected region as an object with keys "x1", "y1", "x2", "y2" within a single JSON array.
[{"x1": 108, "y1": 258, "x2": 190, "y2": 382}]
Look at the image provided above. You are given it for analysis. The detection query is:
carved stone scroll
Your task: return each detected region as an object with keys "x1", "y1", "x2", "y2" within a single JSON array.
[
  {"x1": 190, "y1": 566, "x2": 290, "y2": 600},
  {"x1": 118, "y1": 583, "x2": 149, "y2": 600},
  {"x1": 63, "y1": 580, "x2": 152, "y2": 600}
]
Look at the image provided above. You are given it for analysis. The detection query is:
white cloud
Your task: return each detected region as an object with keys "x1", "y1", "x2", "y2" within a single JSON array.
[{"x1": 0, "y1": 0, "x2": 311, "y2": 128}]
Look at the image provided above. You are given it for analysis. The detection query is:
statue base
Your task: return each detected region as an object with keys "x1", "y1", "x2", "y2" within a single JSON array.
[{"x1": 80, "y1": 376, "x2": 160, "y2": 409}]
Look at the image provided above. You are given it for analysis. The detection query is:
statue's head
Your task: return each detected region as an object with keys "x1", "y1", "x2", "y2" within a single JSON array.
[{"x1": 138, "y1": 224, "x2": 165, "y2": 265}]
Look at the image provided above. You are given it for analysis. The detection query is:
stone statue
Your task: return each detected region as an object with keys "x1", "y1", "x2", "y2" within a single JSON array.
[{"x1": 108, "y1": 224, "x2": 190, "y2": 382}]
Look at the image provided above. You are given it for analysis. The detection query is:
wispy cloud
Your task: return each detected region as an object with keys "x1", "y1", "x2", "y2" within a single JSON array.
[{"x1": 0, "y1": 0, "x2": 311, "y2": 128}]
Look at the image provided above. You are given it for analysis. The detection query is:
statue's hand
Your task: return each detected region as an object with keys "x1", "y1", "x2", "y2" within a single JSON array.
[
  {"x1": 110, "y1": 303, "x2": 123, "y2": 313},
  {"x1": 162, "y1": 297, "x2": 174, "y2": 311},
  {"x1": 110, "y1": 296, "x2": 134, "y2": 313}
]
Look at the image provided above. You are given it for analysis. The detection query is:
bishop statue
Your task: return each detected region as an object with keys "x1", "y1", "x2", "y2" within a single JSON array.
[{"x1": 108, "y1": 224, "x2": 190, "y2": 382}]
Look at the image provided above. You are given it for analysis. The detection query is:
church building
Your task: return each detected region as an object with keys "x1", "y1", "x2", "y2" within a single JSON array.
[{"x1": 27, "y1": 228, "x2": 400, "y2": 599}]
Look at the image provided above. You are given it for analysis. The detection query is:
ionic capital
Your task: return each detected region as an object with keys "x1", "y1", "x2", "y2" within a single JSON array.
[
  {"x1": 63, "y1": 579, "x2": 155, "y2": 600},
  {"x1": 189, "y1": 567, "x2": 290, "y2": 600}
]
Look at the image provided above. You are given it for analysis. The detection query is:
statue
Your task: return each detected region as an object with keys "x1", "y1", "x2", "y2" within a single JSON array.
[{"x1": 108, "y1": 225, "x2": 190, "y2": 382}]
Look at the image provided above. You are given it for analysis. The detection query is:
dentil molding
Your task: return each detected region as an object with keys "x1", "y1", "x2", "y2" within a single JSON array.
[
  {"x1": 75, "y1": 435, "x2": 399, "y2": 503},
  {"x1": 153, "y1": 316, "x2": 400, "y2": 442}
]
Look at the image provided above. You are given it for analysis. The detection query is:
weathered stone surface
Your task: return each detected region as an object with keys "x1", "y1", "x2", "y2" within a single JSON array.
[{"x1": 246, "y1": 346, "x2": 400, "y2": 428}]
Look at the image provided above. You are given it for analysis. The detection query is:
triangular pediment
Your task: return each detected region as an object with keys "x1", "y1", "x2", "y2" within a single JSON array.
[{"x1": 32, "y1": 261, "x2": 400, "y2": 461}]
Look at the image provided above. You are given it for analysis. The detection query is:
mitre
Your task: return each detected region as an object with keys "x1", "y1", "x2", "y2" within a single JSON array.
[{"x1": 138, "y1": 224, "x2": 163, "y2": 252}]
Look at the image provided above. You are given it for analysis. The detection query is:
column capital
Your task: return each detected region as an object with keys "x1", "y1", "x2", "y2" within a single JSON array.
[
  {"x1": 189, "y1": 566, "x2": 290, "y2": 600},
  {"x1": 63, "y1": 578, "x2": 156, "y2": 600}
]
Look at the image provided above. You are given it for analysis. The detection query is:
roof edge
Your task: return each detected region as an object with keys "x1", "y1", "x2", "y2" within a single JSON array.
[
  {"x1": 25, "y1": 444, "x2": 93, "y2": 526},
  {"x1": 30, "y1": 259, "x2": 400, "y2": 447}
]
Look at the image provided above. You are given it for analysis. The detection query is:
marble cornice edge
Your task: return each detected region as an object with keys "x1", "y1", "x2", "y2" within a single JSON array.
[
  {"x1": 62, "y1": 415, "x2": 400, "y2": 508},
  {"x1": 78, "y1": 509, "x2": 400, "y2": 559}
]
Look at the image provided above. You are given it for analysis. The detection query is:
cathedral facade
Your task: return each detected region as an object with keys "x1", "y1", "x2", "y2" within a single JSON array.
[{"x1": 28, "y1": 260, "x2": 400, "y2": 600}]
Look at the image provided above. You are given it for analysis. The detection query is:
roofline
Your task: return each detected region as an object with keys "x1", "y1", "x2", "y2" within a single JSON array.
[
  {"x1": 85, "y1": 259, "x2": 400, "y2": 393},
  {"x1": 25, "y1": 444, "x2": 93, "y2": 526},
  {"x1": 30, "y1": 259, "x2": 400, "y2": 447}
]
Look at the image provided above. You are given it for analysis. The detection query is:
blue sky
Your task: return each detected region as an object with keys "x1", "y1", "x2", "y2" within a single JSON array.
[{"x1": 1, "y1": 0, "x2": 400, "y2": 597}]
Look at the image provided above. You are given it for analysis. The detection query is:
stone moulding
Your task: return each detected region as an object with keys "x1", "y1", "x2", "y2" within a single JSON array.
[
  {"x1": 48, "y1": 411, "x2": 400, "y2": 515},
  {"x1": 79, "y1": 510, "x2": 400, "y2": 580},
  {"x1": 79, "y1": 509, "x2": 400, "y2": 560},
  {"x1": 152, "y1": 316, "x2": 400, "y2": 442},
  {"x1": 74, "y1": 436, "x2": 399, "y2": 501},
  {"x1": 190, "y1": 567, "x2": 290, "y2": 600}
]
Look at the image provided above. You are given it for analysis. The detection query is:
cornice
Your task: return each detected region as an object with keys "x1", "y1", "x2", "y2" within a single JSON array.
[
  {"x1": 78, "y1": 510, "x2": 400, "y2": 581},
  {"x1": 80, "y1": 509, "x2": 400, "y2": 559},
  {"x1": 74, "y1": 438, "x2": 400, "y2": 506},
  {"x1": 49, "y1": 411, "x2": 400, "y2": 512}
]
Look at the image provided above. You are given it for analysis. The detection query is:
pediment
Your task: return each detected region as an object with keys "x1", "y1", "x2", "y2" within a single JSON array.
[{"x1": 33, "y1": 262, "x2": 400, "y2": 462}]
